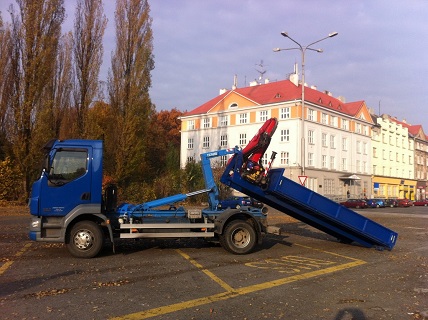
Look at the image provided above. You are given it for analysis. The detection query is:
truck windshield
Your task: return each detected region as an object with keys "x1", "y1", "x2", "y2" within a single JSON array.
[{"x1": 48, "y1": 149, "x2": 88, "y2": 185}]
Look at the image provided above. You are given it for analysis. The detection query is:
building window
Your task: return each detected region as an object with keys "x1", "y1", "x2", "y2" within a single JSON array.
[
  {"x1": 220, "y1": 134, "x2": 228, "y2": 147},
  {"x1": 203, "y1": 136, "x2": 210, "y2": 148},
  {"x1": 324, "y1": 178, "x2": 335, "y2": 195},
  {"x1": 357, "y1": 123, "x2": 361, "y2": 134},
  {"x1": 330, "y1": 135, "x2": 335, "y2": 148},
  {"x1": 363, "y1": 142, "x2": 367, "y2": 155},
  {"x1": 342, "y1": 119, "x2": 348, "y2": 130},
  {"x1": 322, "y1": 155, "x2": 327, "y2": 168},
  {"x1": 259, "y1": 110, "x2": 268, "y2": 122},
  {"x1": 280, "y1": 107, "x2": 290, "y2": 119},
  {"x1": 280, "y1": 129, "x2": 290, "y2": 142},
  {"x1": 239, "y1": 113, "x2": 248, "y2": 124},
  {"x1": 373, "y1": 147, "x2": 377, "y2": 158},
  {"x1": 322, "y1": 113, "x2": 328, "y2": 124},
  {"x1": 308, "y1": 109, "x2": 315, "y2": 121},
  {"x1": 342, "y1": 137, "x2": 347, "y2": 151},
  {"x1": 330, "y1": 156, "x2": 335, "y2": 170},
  {"x1": 341, "y1": 158, "x2": 347, "y2": 171},
  {"x1": 187, "y1": 138, "x2": 194, "y2": 149},
  {"x1": 356, "y1": 141, "x2": 361, "y2": 153},
  {"x1": 308, "y1": 130, "x2": 315, "y2": 144},
  {"x1": 239, "y1": 133, "x2": 247, "y2": 146},
  {"x1": 262, "y1": 153, "x2": 268, "y2": 166},
  {"x1": 219, "y1": 115, "x2": 228, "y2": 127},
  {"x1": 330, "y1": 116, "x2": 336, "y2": 127},
  {"x1": 188, "y1": 120, "x2": 195, "y2": 130},
  {"x1": 356, "y1": 160, "x2": 360, "y2": 173},
  {"x1": 322, "y1": 133, "x2": 327, "y2": 147},
  {"x1": 280, "y1": 151, "x2": 289, "y2": 165},
  {"x1": 308, "y1": 153, "x2": 314, "y2": 166},
  {"x1": 187, "y1": 156, "x2": 195, "y2": 163},
  {"x1": 203, "y1": 118, "x2": 211, "y2": 128},
  {"x1": 220, "y1": 155, "x2": 228, "y2": 166}
]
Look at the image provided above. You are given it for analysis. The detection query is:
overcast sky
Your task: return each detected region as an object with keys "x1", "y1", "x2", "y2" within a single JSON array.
[{"x1": 1, "y1": 1, "x2": 428, "y2": 131}]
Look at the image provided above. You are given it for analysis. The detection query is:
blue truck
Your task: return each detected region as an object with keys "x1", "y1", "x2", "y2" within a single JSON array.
[{"x1": 28, "y1": 118, "x2": 397, "y2": 258}]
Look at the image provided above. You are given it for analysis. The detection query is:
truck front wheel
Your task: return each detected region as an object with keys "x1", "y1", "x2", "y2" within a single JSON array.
[
  {"x1": 219, "y1": 220, "x2": 257, "y2": 254},
  {"x1": 66, "y1": 221, "x2": 104, "y2": 258}
]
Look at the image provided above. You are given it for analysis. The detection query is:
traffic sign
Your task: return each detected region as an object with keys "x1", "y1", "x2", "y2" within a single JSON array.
[{"x1": 298, "y1": 175, "x2": 307, "y2": 186}]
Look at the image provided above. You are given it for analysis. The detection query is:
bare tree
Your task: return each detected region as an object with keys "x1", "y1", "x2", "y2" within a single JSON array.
[
  {"x1": 8, "y1": 0, "x2": 65, "y2": 195},
  {"x1": 107, "y1": 0, "x2": 154, "y2": 188},
  {"x1": 72, "y1": 0, "x2": 107, "y2": 137}
]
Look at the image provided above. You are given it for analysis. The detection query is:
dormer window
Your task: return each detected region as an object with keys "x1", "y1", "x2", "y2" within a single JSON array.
[{"x1": 275, "y1": 93, "x2": 282, "y2": 98}]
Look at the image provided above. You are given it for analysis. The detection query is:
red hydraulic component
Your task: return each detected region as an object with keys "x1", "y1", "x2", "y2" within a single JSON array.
[{"x1": 240, "y1": 118, "x2": 278, "y2": 186}]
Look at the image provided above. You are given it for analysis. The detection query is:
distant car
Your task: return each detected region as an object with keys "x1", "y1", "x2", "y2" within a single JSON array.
[
  {"x1": 413, "y1": 199, "x2": 428, "y2": 206},
  {"x1": 397, "y1": 199, "x2": 414, "y2": 207},
  {"x1": 218, "y1": 196, "x2": 252, "y2": 209},
  {"x1": 384, "y1": 199, "x2": 398, "y2": 208},
  {"x1": 365, "y1": 198, "x2": 385, "y2": 208},
  {"x1": 339, "y1": 199, "x2": 368, "y2": 209}
]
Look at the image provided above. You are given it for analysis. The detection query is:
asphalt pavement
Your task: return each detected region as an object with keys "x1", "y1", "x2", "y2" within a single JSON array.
[{"x1": 0, "y1": 206, "x2": 427, "y2": 320}]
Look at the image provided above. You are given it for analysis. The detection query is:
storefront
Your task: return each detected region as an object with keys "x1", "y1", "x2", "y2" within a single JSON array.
[
  {"x1": 416, "y1": 181, "x2": 427, "y2": 200},
  {"x1": 372, "y1": 176, "x2": 417, "y2": 200}
]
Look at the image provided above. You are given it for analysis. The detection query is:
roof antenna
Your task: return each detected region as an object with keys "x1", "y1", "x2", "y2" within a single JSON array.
[{"x1": 255, "y1": 60, "x2": 267, "y2": 83}]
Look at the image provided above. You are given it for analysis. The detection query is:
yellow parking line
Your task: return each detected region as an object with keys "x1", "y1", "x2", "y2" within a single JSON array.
[
  {"x1": 175, "y1": 249, "x2": 235, "y2": 292},
  {"x1": 111, "y1": 246, "x2": 366, "y2": 320},
  {"x1": 0, "y1": 243, "x2": 32, "y2": 276}
]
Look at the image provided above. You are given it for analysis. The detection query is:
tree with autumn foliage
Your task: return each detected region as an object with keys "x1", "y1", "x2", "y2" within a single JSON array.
[
  {"x1": 72, "y1": 0, "x2": 107, "y2": 137},
  {"x1": 107, "y1": 0, "x2": 155, "y2": 197},
  {"x1": 0, "y1": 14, "x2": 12, "y2": 161},
  {"x1": 6, "y1": 0, "x2": 65, "y2": 196}
]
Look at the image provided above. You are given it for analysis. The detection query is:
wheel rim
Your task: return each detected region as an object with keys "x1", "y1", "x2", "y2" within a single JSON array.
[
  {"x1": 230, "y1": 227, "x2": 251, "y2": 248},
  {"x1": 73, "y1": 229, "x2": 95, "y2": 250}
]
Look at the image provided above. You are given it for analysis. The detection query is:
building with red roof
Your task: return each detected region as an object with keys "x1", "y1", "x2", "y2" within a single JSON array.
[{"x1": 180, "y1": 77, "x2": 376, "y2": 199}]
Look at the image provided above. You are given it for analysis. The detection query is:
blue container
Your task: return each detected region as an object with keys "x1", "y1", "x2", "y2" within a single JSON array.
[{"x1": 221, "y1": 156, "x2": 397, "y2": 250}]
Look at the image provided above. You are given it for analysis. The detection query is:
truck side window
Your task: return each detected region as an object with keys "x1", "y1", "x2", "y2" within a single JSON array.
[{"x1": 49, "y1": 149, "x2": 88, "y2": 185}]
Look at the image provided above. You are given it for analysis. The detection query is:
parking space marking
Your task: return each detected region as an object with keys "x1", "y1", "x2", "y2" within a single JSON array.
[
  {"x1": 176, "y1": 249, "x2": 235, "y2": 292},
  {"x1": 0, "y1": 243, "x2": 32, "y2": 276},
  {"x1": 111, "y1": 245, "x2": 366, "y2": 320}
]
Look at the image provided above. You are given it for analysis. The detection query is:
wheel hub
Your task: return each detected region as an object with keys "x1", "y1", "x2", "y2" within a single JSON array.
[
  {"x1": 232, "y1": 229, "x2": 250, "y2": 248},
  {"x1": 73, "y1": 230, "x2": 93, "y2": 250}
]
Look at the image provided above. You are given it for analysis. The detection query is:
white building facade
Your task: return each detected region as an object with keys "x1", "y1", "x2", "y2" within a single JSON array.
[{"x1": 180, "y1": 79, "x2": 374, "y2": 200}]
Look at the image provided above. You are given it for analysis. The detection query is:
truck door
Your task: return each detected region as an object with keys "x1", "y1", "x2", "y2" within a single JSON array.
[{"x1": 39, "y1": 147, "x2": 92, "y2": 216}]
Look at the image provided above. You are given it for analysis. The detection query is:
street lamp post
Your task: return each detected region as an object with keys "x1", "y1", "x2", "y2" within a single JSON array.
[{"x1": 274, "y1": 31, "x2": 338, "y2": 177}]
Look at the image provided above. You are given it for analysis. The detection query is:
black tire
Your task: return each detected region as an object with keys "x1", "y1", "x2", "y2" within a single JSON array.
[
  {"x1": 66, "y1": 221, "x2": 104, "y2": 258},
  {"x1": 219, "y1": 220, "x2": 257, "y2": 254}
]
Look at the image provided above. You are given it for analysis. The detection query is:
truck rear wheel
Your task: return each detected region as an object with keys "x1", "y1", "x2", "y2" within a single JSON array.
[
  {"x1": 219, "y1": 220, "x2": 257, "y2": 254},
  {"x1": 66, "y1": 221, "x2": 104, "y2": 258}
]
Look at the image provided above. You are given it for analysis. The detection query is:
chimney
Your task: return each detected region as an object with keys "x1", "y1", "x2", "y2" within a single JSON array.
[
  {"x1": 232, "y1": 74, "x2": 238, "y2": 90},
  {"x1": 249, "y1": 80, "x2": 258, "y2": 87},
  {"x1": 289, "y1": 73, "x2": 298, "y2": 86}
]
